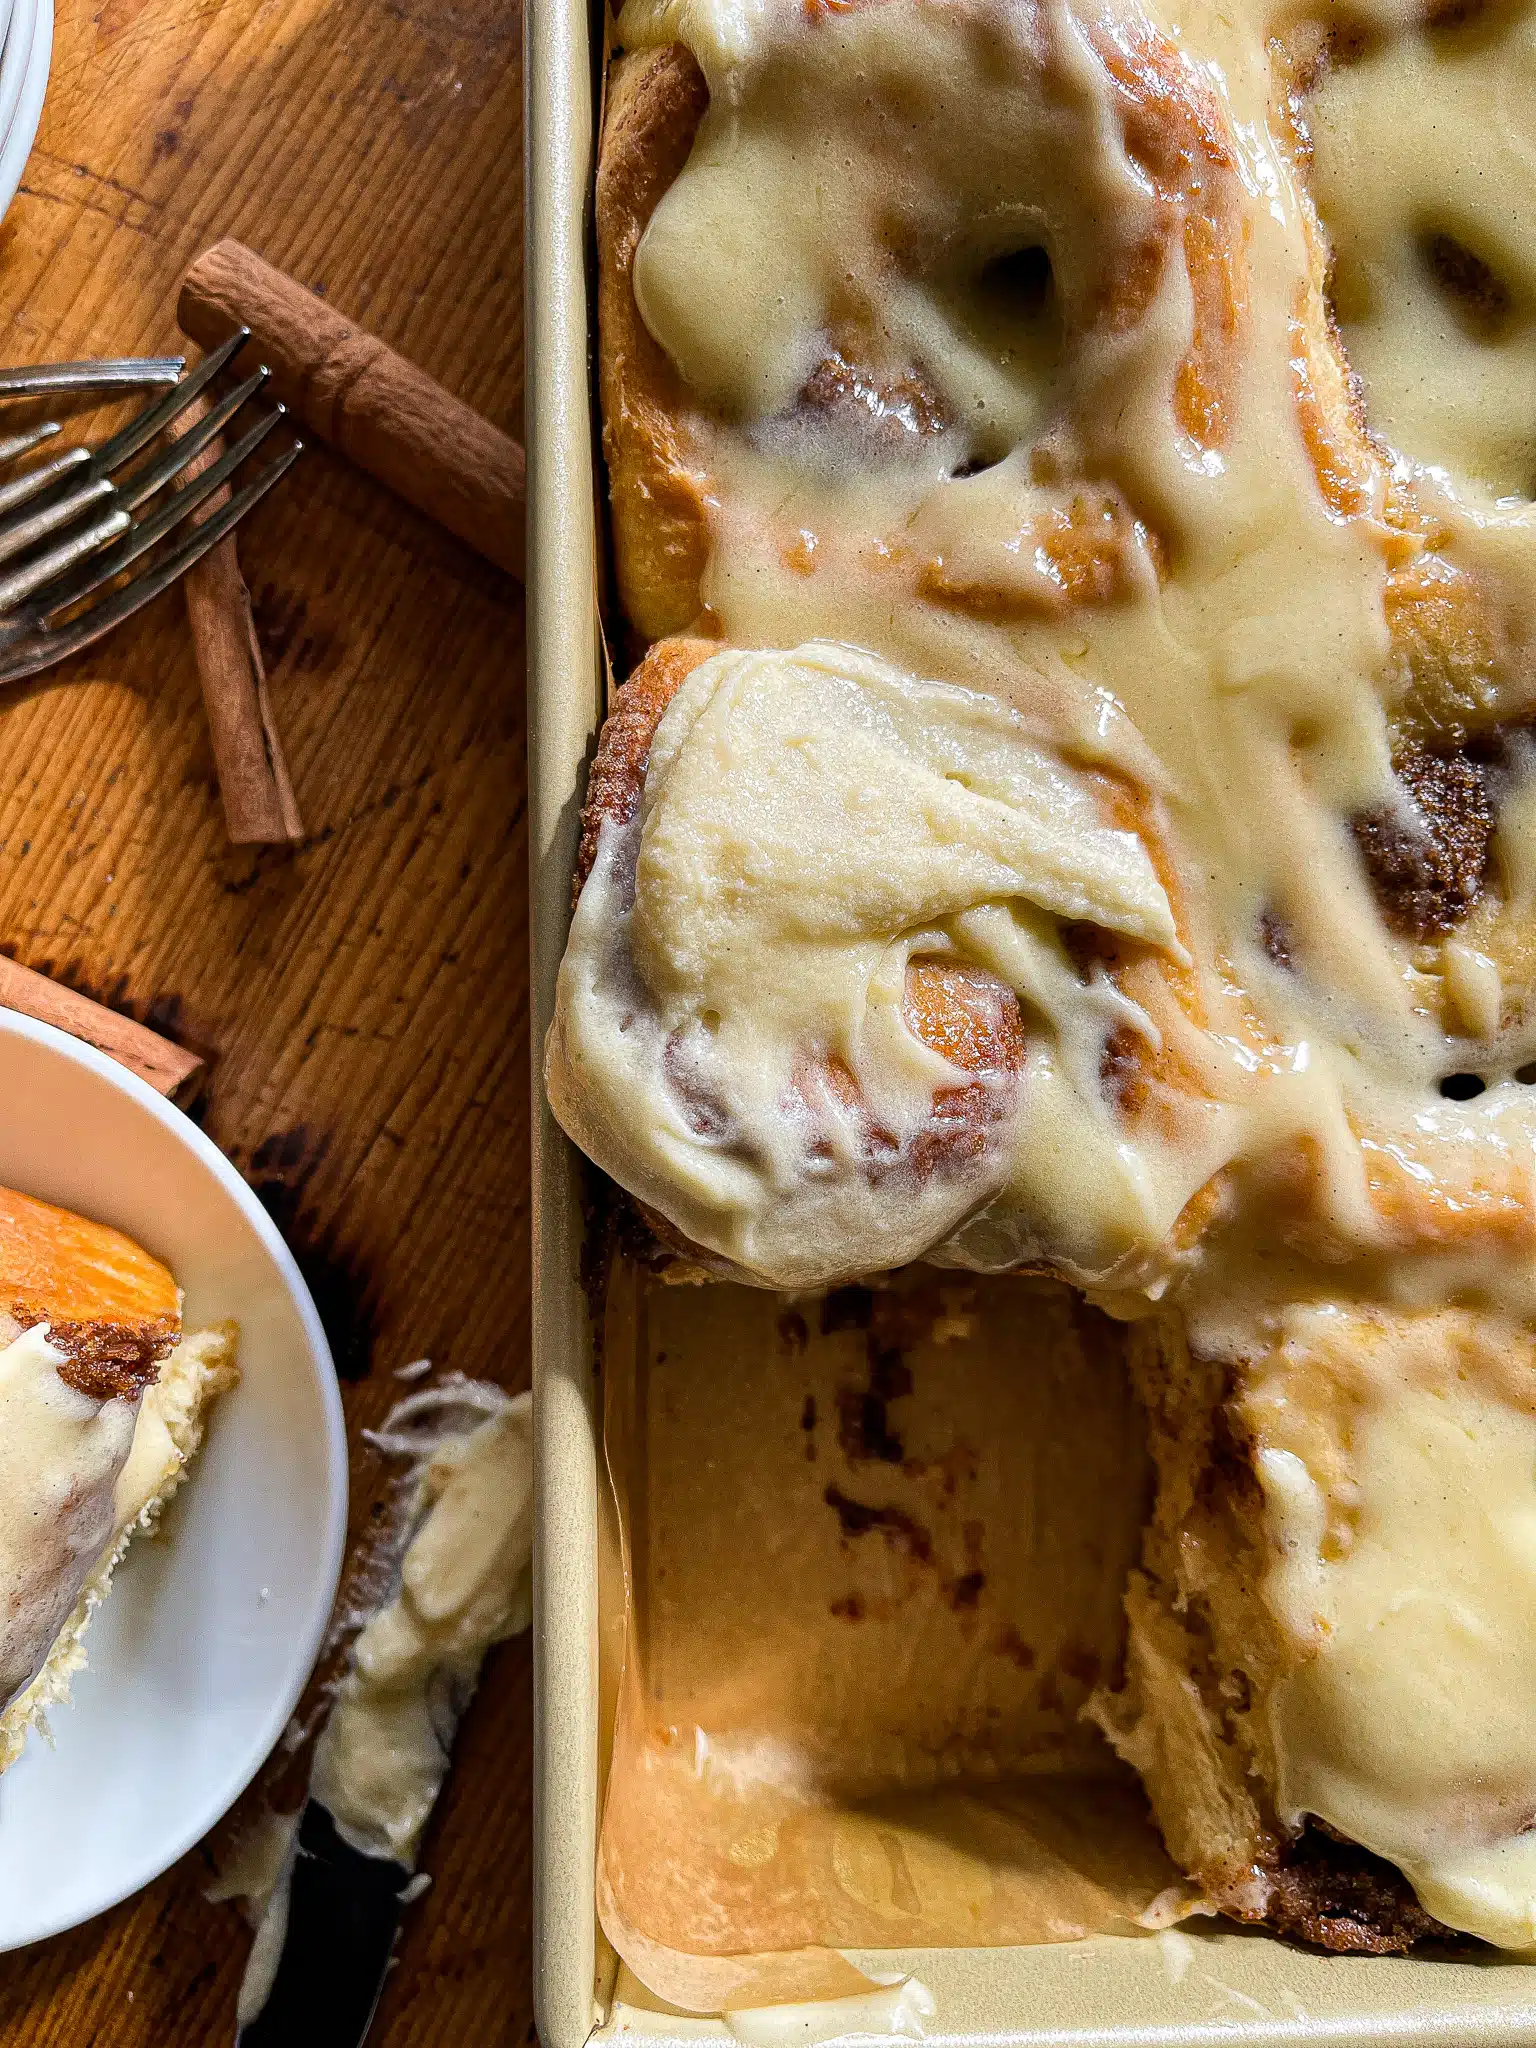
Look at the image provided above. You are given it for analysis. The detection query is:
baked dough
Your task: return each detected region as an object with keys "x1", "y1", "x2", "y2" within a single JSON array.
[{"x1": 596, "y1": 47, "x2": 714, "y2": 646}]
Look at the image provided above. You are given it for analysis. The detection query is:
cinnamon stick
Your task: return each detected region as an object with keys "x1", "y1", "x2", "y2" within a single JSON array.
[
  {"x1": 0, "y1": 958, "x2": 204, "y2": 1101},
  {"x1": 176, "y1": 389, "x2": 304, "y2": 846},
  {"x1": 178, "y1": 240, "x2": 525, "y2": 579}
]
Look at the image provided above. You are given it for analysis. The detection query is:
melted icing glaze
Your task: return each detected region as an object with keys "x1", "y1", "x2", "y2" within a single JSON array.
[
  {"x1": 1249, "y1": 1305, "x2": 1536, "y2": 1949},
  {"x1": 1309, "y1": 2, "x2": 1536, "y2": 505}
]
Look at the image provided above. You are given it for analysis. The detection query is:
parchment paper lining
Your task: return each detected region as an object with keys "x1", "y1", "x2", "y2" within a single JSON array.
[{"x1": 597, "y1": 1259, "x2": 1189, "y2": 2012}]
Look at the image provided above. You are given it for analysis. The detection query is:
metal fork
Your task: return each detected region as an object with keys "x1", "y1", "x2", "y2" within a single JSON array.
[{"x1": 0, "y1": 329, "x2": 302, "y2": 683}]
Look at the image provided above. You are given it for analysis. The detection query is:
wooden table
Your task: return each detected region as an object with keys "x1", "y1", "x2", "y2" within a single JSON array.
[{"x1": 0, "y1": 3, "x2": 528, "y2": 2041}]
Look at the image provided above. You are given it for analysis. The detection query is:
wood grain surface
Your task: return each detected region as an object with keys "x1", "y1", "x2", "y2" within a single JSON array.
[{"x1": 0, "y1": 2, "x2": 528, "y2": 2041}]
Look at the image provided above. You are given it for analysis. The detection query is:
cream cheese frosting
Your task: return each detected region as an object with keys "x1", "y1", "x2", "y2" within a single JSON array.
[
  {"x1": 0, "y1": 1322, "x2": 141, "y2": 1710},
  {"x1": 549, "y1": 640, "x2": 1183, "y2": 1284},
  {"x1": 223, "y1": 1378, "x2": 530, "y2": 2035},
  {"x1": 1247, "y1": 1306, "x2": 1536, "y2": 1951},
  {"x1": 310, "y1": 1387, "x2": 532, "y2": 1865}
]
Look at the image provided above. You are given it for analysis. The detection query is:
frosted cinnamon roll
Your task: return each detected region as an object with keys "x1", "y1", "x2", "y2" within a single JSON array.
[
  {"x1": 1094, "y1": 1300, "x2": 1536, "y2": 1954},
  {"x1": 547, "y1": 635, "x2": 1202, "y2": 1288}
]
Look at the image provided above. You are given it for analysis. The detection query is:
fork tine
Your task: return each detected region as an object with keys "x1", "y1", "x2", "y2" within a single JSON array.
[
  {"x1": 0, "y1": 422, "x2": 62, "y2": 467},
  {"x1": 0, "y1": 358, "x2": 186, "y2": 399},
  {"x1": 114, "y1": 366, "x2": 270, "y2": 515},
  {"x1": 0, "y1": 508, "x2": 132, "y2": 612},
  {"x1": 30, "y1": 410, "x2": 289, "y2": 618},
  {"x1": 0, "y1": 445, "x2": 91, "y2": 519},
  {"x1": 0, "y1": 477, "x2": 115, "y2": 568},
  {"x1": 0, "y1": 342, "x2": 263, "y2": 577},
  {"x1": 0, "y1": 447, "x2": 303, "y2": 680},
  {"x1": 79, "y1": 328, "x2": 251, "y2": 482}
]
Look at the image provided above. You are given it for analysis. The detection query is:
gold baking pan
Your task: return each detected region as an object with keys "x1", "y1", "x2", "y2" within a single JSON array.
[{"x1": 524, "y1": 3, "x2": 1536, "y2": 2040}]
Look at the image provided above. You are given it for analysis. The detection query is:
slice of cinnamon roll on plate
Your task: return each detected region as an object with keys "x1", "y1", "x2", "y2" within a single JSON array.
[
  {"x1": 0, "y1": 1185, "x2": 237, "y2": 1771},
  {"x1": 560, "y1": 0, "x2": 1536, "y2": 1964}
]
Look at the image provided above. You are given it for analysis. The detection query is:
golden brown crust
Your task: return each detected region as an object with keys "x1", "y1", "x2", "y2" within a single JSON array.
[
  {"x1": 1383, "y1": 554, "x2": 1507, "y2": 741},
  {"x1": 1087, "y1": 11, "x2": 1248, "y2": 454},
  {"x1": 575, "y1": 635, "x2": 718, "y2": 896},
  {"x1": 597, "y1": 47, "x2": 715, "y2": 645},
  {"x1": 0, "y1": 1186, "x2": 179, "y2": 1401}
]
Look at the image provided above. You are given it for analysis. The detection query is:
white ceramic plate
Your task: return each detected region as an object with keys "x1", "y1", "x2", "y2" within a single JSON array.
[
  {"x1": 0, "y1": 0, "x2": 24, "y2": 146},
  {"x1": 0, "y1": 0, "x2": 45, "y2": 224},
  {"x1": 0, "y1": 1012, "x2": 348, "y2": 1950},
  {"x1": 0, "y1": 2, "x2": 20, "y2": 139}
]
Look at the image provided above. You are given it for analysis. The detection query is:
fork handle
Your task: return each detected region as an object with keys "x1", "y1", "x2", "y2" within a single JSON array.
[{"x1": 178, "y1": 240, "x2": 524, "y2": 580}]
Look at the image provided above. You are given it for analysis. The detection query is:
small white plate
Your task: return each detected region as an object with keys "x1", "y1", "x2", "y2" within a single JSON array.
[
  {"x1": 0, "y1": 0, "x2": 46, "y2": 224},
  {"x1": 0, "y1": 3, "x2": 20, "y2": 136},
  {"x1": 0, "y1": 0, "x2": 24, "y2": 141},
  {"x1": 0, "y1": 1011, "x2": 348, "y2": 1950}
]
